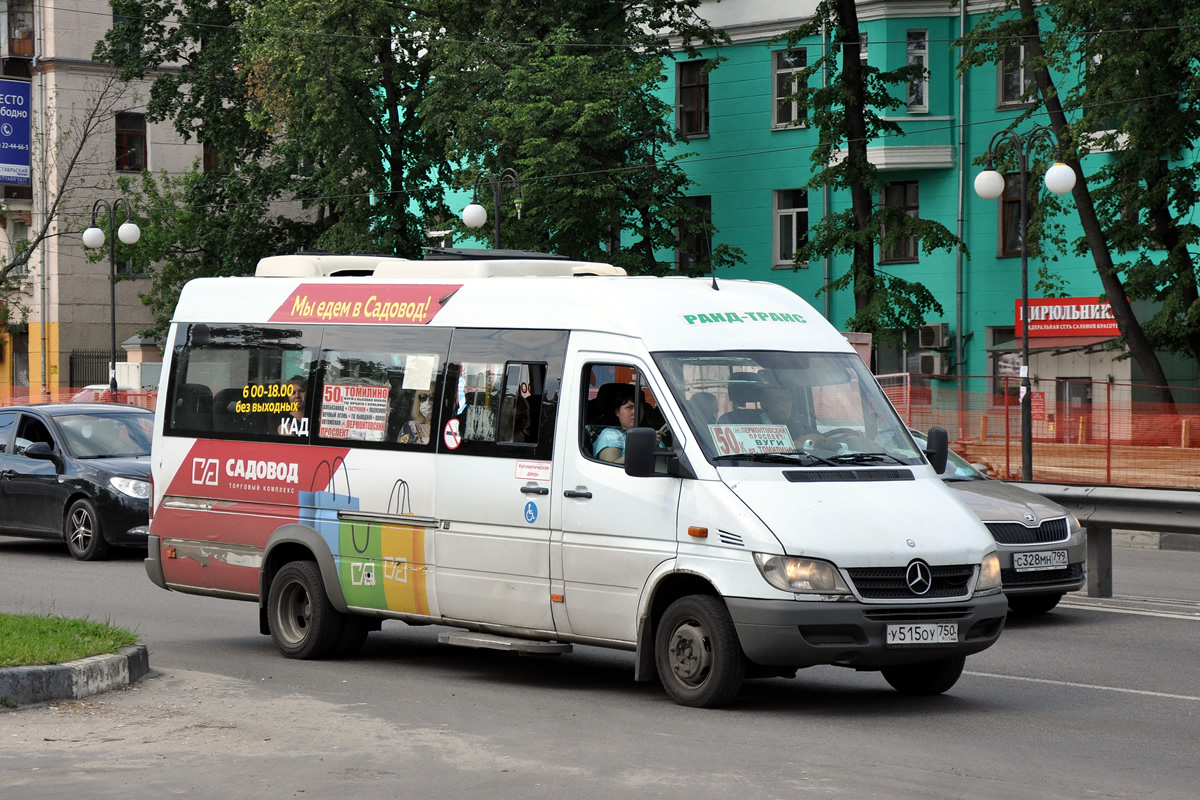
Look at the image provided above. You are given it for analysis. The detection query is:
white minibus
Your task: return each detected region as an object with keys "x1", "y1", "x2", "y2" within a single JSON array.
[{"x1": 146, "y1": 253, "x2": 1006, "y2": 707}]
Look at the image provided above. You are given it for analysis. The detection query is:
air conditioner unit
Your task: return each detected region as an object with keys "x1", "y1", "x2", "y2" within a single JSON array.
[
  {"x1": 919, "y1": 352, "x2": 949, "y2": 375},
  {"x1": 919, "y1": 322, "x2": 950, "y2": 349}
]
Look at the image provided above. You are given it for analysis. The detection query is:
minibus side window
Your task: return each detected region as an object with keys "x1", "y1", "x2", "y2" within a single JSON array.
[
  {"x1": 581, "y1": 363, "x2": 673, "y2": 468},
  {"x1": 311, "y1": 326, "x2": 452, "y2": 451},
  {"x1": 164, "y1": 323, "x2": 321, "y2": 441},
  {"x1": 442, "y1": 329, "x2": 567, "y2": 461}
]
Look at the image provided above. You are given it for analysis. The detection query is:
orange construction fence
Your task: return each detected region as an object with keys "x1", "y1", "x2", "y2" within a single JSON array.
[
  {"x1": 879, "y1": 373, "x2": 1200, "y2": 489},
  {"x1": 0, "y1": 386, "x2": 158, "y2": 411}
]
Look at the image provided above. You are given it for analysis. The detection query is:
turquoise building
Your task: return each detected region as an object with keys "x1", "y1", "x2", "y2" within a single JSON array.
[{"x1": 661, "y1": 1, "x2": 1196, "y2": 405}]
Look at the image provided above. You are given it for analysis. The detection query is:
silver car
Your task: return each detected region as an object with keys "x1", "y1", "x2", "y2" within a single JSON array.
[{"x1": 913, "y1": 430, "x2": 1086, "y2": 614}]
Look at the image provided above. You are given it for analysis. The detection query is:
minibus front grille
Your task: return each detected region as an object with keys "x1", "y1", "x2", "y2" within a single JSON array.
[
  {"x1": 986, "y1": 518, "x2": 1070, "y2": 545},
  {"x1": 783, "y1": 469, "x2": 914, "y2": 482},
  {"x1": 846, "y1": 565, "x2": 974, "y2": 599}
]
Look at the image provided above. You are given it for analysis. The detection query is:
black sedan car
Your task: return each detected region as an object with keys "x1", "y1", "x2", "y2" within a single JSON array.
[{"x1": 0, "y1": 403, "x2": 153, "y2": 560}]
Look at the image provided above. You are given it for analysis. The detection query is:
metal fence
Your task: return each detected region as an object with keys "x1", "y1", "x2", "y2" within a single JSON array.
[
  {"x1": 879, "y1": 373, "x2": 1200, "y2": 489},
  {"x1": 68, "y1": 349, "x2": 127, "y2": 389}
]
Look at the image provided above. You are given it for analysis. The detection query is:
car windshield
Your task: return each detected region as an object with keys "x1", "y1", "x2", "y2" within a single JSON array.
[
  {"x1": 654, "y1": 351, "x2": 924, "y2": 466},
  {"x1": 910, "y1": 430, "x2": 985, "y2": 480},
  {"x1": 56, "y1": 413, "x2": 153, "y2": 458}
]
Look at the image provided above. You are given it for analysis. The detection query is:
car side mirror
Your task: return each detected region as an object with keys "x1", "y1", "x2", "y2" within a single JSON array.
[
  {"x1": 924, "y1": 426, "x2": 948, "y2": 474},
  {"x1": 24, "y1": 441, "x2": 62, "y2": 470}
]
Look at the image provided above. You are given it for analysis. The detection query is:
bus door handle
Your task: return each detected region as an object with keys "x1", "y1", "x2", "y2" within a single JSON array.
[
  {"x1": 520, "y1": 485, "x2": 549, "y2": 495},
  {"x1": 563, "y1": 488, "x2": 593, "y2": 499}
]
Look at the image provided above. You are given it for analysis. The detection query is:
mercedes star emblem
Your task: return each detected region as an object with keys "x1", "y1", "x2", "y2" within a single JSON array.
[{"x1": 905, "y1": 560, "x2": 932, "y2": 596}]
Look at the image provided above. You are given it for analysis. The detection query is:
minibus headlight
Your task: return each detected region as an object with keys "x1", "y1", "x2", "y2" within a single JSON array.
[
  {"x1": 753, "y1": 553, "x2": 851, "y2": 594},
  {"x1": 977, "y1": 552, "x2": 1002, "y2": 593},
  {"x1": 110, "y1": 476, "x2": 151, "y2": 500}
]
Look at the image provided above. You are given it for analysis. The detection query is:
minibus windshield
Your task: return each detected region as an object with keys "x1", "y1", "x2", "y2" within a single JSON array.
[{"x1": 654, "y1": 351, "x2": 924, "y2": 466}]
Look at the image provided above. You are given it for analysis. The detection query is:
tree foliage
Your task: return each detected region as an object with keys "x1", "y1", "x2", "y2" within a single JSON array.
[
  {"x1": 957, "y1": 0, "x2": 1198, "y2": 399},
  {"x1": 782, "y1": 0, "x2": 959, "y2": 337},
  {"x1": 423, "y1": 0, "x2": 740, "y2": 274},
  {"x1": 95, "y1": 0, "x2": 743, "y2": 333}
]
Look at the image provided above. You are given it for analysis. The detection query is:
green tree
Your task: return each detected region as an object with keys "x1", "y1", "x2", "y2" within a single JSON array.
[
  {"x1": 957, "y1": 0, "x2": 1190, "y2": 403},
  {"x1": 782, "y1": 0, "x2": 961, "y2": 339},
  {"x1": 422, "y1": 0, "x2": 742, "y2": 274}
]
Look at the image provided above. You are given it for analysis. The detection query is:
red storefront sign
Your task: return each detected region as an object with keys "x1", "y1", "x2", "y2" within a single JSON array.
[{"x1": 1014, "y1": 297, "x2": 1121, "y2": 338}]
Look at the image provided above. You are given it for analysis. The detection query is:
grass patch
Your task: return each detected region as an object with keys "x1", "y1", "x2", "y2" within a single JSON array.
[{"x1": 0, "y1": 613, "x2": 139, "y2": 668}]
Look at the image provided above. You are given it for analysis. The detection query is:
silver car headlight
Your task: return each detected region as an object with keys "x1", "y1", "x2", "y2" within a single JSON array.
[
  {"x1": 753, "y1": 553, "x2": 851, "y2": 594},
  {"x1": 110, "y1": 476, "x2": 151, "y2": 500},
  {"x1": 1067, "y1": 513, "x2": 1082, "y2": 534},
  {"x1": 976, "y1": 551, "x2": 1002, "y2": 593}
]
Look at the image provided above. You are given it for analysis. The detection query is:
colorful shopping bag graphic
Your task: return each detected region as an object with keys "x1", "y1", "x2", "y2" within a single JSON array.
[
  {"x1": 337, "y1": 477, "x2": 429, "y2": 614},
  {"x1": 298, "y1": 457, "x2": 359, "y2": 552}
]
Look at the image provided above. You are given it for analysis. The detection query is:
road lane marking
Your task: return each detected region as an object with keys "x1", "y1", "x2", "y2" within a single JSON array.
[
  {"x1": 1058, "y1": 599, "x2": 1200, "y2": 621},
  {"x1": 966, "y1": 671, "x2": 1200, "y2": 702}
]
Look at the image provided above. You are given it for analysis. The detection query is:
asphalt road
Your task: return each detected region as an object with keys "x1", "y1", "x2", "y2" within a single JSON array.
[{"x1": 1, "y1": 538, "x2": 1197, "y2": 800}]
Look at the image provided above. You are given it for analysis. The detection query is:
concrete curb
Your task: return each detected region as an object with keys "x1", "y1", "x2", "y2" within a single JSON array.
[{"x1": 0, "y1": 644, "x2": 149, "y2": 708}]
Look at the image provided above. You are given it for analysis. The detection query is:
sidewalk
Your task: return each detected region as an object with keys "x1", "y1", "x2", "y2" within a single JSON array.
[
  {"x1": 1114, "y1": 530, "x2": 1200, "y2": 552},
  {"x1": 0, "y1": 645, "x2": 149, "y2": 709}
]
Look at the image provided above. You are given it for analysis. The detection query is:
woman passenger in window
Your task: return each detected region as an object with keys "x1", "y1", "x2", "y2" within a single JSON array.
[{"x1": 397, "y1": 390, "x2": 433, "y2": 445}]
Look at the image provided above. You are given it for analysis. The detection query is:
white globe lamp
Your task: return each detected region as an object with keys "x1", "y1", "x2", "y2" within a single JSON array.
[
  {"x1": 1044, "y1": 162, "x2": 1076, "y2": 196},
  {"x1": 82, "y1": 226, "x2": 105, "y2": 249},
  {"x1": 974, "y1": 169, "x2": 1006, "y2": 200},
  {"x1": 117, "y1": 220, "x2": 142, "y2": 245},
  {"x1": 462, "y1": 202, "x2": 487, "y2": 230}
]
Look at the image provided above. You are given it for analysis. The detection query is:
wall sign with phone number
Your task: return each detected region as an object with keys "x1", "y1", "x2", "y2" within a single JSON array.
[{"x1": 708, "y1": 424, "x2": 795, "y2": 455}]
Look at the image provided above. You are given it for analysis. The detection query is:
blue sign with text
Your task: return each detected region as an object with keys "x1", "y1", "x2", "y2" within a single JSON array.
[{"x1": 0, "y1": 79, "x2": 31, "y2": 186}]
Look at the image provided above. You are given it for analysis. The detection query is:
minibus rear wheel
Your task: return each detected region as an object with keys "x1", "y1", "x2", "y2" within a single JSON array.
[
  {"x1": 881, "y1": 655, "x2": 966, "y2": 695},
  {"x1": 268, "y1": 560, "x2": 341, "y2": 659},
  {"x1": 655, "y1": 595, "x2": 746, "y2": 708}
]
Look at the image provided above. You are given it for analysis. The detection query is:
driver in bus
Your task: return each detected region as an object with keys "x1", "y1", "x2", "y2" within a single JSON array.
[{"x1": 278, "y1": 376, "x2": 307, "y2": 435}]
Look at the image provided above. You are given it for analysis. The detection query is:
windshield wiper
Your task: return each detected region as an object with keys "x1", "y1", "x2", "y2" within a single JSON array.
[
  {"x1": 827, "y1": 452, "x2": 908, "y2": 465},
  {"x1": 712, "y1": 452, "x2": 837, "y2": 466}
]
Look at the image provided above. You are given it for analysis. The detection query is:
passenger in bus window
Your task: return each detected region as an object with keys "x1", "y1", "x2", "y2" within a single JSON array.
[
  {"x1": 278, "y1": 376, "x2": 307, "y2": 435},
  {"x1": 397, "y1": 390, "x2": 433, "y2": 445}
]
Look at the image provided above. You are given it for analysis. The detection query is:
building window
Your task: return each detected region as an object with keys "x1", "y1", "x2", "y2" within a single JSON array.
[
  {"x1": 115, "y1": 113, "x2": 147, "y2": 172},
  {"x1": 677, "y1": 60, "x2": 709, "y2": 137},
  {"x1": 906, "y1": 31, "x2": 928, "y2": 113},
  {"x1": 677, "y1": 195, "x2": 712, "y2": 274},
  {"x1": 202, "y1": 142, "x2": 227, "y2": 174},
  {"x1": 773, "y1": 49, "x2": 806, "y2": 129},
  {"x1": 860, "y1": 33, "x2": 869, "y2": 64},
  {"x1": 1000, "y1": 174, "x2": 1024, "y2": 258},
  {"x1": 774, "y1": 189, "x2": 808, "y2": 268},
  {"x1": 7, "y1": 219, "x2": 28, "y2": 276},
  {"x1": 881, "y1": 181, "x2": 919, "y2": 264},
  {"x1": 1000, "y1": 43, "x2": 1034, "y2": 105}
]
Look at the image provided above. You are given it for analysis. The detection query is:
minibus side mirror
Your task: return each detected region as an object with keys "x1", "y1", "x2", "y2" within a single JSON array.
[
  {"x1": 624, "y1": 428, "x2": 658, "y2": 477},
  {"x1": 924, "y1": 426, "x2": 948, "y2": 474}
]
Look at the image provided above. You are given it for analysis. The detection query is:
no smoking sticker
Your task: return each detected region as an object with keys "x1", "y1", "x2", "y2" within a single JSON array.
[{"x1": 443, "y1": 418, "x2": 462, "y2": 450}]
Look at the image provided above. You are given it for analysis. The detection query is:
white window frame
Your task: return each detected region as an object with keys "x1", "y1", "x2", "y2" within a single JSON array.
[
  {"x1": 773, "y1": 189, "x2": 808, "y2": 269},
  {"x1": 772, "y1": 49, "x2": 806, "y2": 130},
  {"x1": 906, "y1": 30, "x2": 928, "y2": 114},
  {"x1": 999, "y1": 43, "x2": 1035, "y2": 106}
]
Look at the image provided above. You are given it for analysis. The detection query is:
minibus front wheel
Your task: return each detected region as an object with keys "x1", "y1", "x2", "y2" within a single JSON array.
[
  {"x1": 268, "y1": 560, "x2": 342, "y2": 659},
  {"x1": 881, "y1": 655, "x2": 966, "y2": 695},
  {"x1": 655, "y1": 595, "x2": 746, "y2": 708}
]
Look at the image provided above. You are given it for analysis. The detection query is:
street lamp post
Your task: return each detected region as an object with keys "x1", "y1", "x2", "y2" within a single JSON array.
[
  {"x1": 974, "y1": 124, "x2": 1076, "y2": 481},
  {"x1": 82, "y1": 199, "x2": 141, "y2": 400},
  {"x1": 461, "y1": 168, "x2": 523, "y2": 249}
]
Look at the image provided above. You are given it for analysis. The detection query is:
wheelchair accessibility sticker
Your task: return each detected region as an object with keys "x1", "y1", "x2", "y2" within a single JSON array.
[{"x1": 524, "y1": 501, "x2": 538, "y2": 524}]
